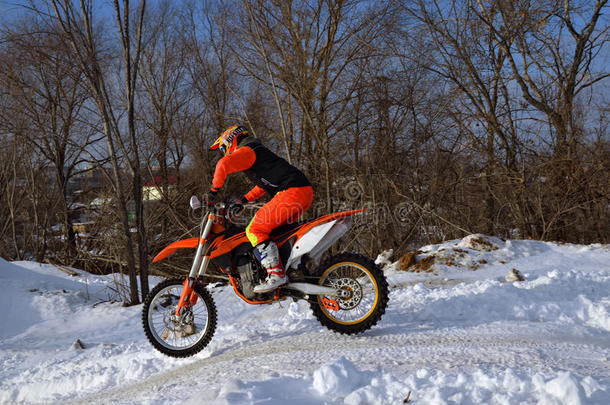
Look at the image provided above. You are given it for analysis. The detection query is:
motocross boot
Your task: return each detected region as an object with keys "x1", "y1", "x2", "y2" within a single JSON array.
[{"x1": 253, "y1": 240, "x2": 287, "y2": 293}]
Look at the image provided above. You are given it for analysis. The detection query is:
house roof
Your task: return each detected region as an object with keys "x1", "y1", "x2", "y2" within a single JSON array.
[{"x1": 143, "y1": 175, "x2": 179, "y2": 187}]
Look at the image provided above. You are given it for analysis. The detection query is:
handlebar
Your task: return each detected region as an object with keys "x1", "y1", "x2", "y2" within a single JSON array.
[{"x1": 189, "y1": 195, "x2": 245, "y2": 218}]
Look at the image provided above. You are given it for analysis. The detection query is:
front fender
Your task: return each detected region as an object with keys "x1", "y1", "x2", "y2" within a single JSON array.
[{"x1": 152, "y1": 238, "x2": 200, "y2": 263}]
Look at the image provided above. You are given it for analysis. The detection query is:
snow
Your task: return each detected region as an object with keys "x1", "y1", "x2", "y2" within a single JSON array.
[{"x1": 1, "y1": 235, "x2": 610, "y2": 404}]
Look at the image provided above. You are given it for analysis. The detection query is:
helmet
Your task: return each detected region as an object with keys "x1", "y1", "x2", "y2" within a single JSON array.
[{"x1": 210, "y1": 125, "x2": 248, "y2": 156}]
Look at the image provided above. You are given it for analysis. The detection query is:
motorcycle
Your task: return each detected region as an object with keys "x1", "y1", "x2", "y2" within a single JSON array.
[{"x1": 142, "y1": 196, "x2": 389, "y2": 358}]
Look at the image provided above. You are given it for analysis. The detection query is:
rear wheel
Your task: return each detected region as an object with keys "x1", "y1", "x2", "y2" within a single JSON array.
[
  {"x1": 142, "y1": 278, "x2": 216, "y2": 358},
  {"x1": 309, "y1": 253, "x2": 389, "y2": 334}
]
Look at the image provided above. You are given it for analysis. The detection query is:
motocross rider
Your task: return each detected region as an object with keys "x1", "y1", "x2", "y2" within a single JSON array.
[{"x1": 206, "y1": 125, "x2": 314, "y2": 293}]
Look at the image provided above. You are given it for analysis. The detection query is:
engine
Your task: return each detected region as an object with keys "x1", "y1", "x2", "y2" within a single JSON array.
[{"x1": 236, "y1": 256, "x2": 266, "y2": 299}]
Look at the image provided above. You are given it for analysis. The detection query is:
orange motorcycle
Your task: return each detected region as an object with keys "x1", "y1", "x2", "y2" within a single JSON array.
[{"x1": 142, "y1": 197, "x2": 389, "y2": 357}]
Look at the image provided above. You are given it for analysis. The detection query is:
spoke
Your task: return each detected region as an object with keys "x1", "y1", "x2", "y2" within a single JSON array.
[
  {"x1": 192, "y1": 307, "x2": 208, "y2": 316},
  {"x1": 320, "y1": 263, "x2": 379, "y2": 323},
  {"x1": 148, "y1": 284, "x2": 210, "y2": 351}
]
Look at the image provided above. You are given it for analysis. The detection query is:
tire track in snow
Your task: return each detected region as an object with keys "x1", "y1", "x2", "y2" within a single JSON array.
[{"x1": 72, "y1": 329, "x2": 610, "y2": 404}]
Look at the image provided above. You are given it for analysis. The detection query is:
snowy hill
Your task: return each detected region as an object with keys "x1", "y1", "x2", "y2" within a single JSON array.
[{"x1": 0, "y1": 236, "x2": 609, "y2": 404}]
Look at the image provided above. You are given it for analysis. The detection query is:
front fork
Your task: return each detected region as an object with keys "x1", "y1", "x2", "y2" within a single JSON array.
[{"x1": 175, "y1": 213, "x2": 214, "y2": 316}]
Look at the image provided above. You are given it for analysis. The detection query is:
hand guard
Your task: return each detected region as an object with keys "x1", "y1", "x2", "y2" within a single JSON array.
[
  {"x1": 232, "y1": 196, "x2": 248, "y2": 205},
  {"x1": 227, "y1": 196, "x2": 247, "y2": 217}
]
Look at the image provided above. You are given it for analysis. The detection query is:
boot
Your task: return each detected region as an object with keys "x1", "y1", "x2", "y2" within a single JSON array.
[{"x1": 253, "y1": 241, "x2": 287, "y2": 293}]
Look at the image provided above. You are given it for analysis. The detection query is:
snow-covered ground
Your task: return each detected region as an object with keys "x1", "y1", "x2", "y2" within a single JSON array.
[{"x1": 1, "y1": 235, "x2": 609, "y2": 404}]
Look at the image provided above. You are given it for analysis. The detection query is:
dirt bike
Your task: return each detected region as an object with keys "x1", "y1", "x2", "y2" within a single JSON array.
[{"x1": 142, "y1": 196, "x2": 389, "y2": 358}]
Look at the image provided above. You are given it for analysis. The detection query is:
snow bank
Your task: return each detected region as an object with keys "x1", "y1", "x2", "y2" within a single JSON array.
[
  {"x1": 0, "y1": 258, "x2": 90, "y2": 340},
  {"x1": 190, "y1": 357, "x2": 607, "y2": 405},
  {"x1": 374, "y1": 249, "x2": 394, "y2": 268},
  {"x1": 378, "y1": 236, "x2": 610, "y2": 337},
  {"x1": 0, "y1": 260, "x2": 184, "y2": 403},
  {"x1": 378, "y1": 234, "x2": 605, "y2": 275},
  {"x1": 313, "y1": 356, "x2": 369, "y2": 397},
  {"x1": 2, "y1": 236, "x2": 610, "y2": 404},
  {"x1": 387, "y1": 269, "x2": 610, "y2": 334}
]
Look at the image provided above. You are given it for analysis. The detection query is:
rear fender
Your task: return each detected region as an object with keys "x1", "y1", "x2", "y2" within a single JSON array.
[
  {"x1": 285, "y1": 217, "x2": 351, "y2": 270},
  {"x1": 152, "y1": 238, "x2": 201, "y2": 263}
]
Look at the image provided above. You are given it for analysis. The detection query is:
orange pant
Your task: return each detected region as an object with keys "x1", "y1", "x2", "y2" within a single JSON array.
[{"x1": 246, "y1": 186, "x2": 314, "y2": 246}]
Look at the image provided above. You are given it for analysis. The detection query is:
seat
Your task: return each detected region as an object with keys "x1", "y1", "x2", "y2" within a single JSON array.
[{"x1": 269, "y1": 220, "x2": 306, "y2": 239}]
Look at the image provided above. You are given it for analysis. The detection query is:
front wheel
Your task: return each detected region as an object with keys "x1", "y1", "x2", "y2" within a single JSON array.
[
  {"x1": 309, "y1": 253, "x2": 389, "y2": 334},
  {"x1": 142, "y1": 278, "x2": 217, "y2": 358}
]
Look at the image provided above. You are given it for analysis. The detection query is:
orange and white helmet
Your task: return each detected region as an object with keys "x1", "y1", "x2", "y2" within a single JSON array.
[{"x1": 210, "y1": 125, "x2": 248, "y2": 156}]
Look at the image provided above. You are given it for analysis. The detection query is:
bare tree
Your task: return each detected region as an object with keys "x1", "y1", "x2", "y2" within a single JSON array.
[
  {"x1": 0, "y1": 134, "x2": 27, "y2": 259},
  {"x1": 236, "y1": 0, "x2": 394, "y2": 212},
  {"x1": 46, "y1": 0, "x2": 148, "y2": 303},
  {"x1": 138, "y1": 1, "x2": 192, "y2": 251},
  {"x1": 404, "y1": 0, "x2": 527, "y2": 235},
  {"x1": 471, "y1": 0, "x2": 609, "y2": 240},
  {"x1": 181, "y1": 0, "x2": 244, "y2": 153},
  {"x1": 1, "y1": 23, "x2": 98, "y2": 263},
  {"x1": 1, "y1": 0, "x2": 608, "y2": 269},
  {"x1": 473, "y1": 0, "x2": 609, "y2": 160},
  {"x1": 113, "y1": 0, "x2": 150, "y2": 298}
]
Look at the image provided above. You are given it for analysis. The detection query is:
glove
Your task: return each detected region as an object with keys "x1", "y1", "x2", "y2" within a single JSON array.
[{"x1": 203, "y1": 188, "x2": 218, "y2": 206}]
